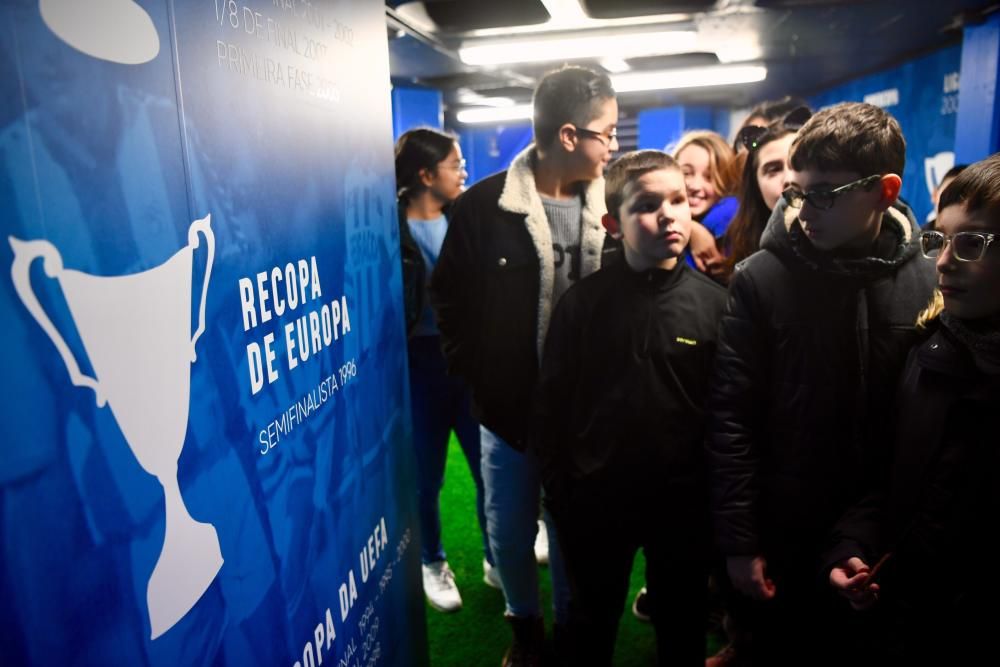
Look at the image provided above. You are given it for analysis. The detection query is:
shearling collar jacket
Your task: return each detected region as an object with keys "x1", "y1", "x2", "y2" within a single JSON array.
[
  {"x1": 429, "y1": 145, "x2": 618, "y2": 450},
  {"x1": 496, "y1": 146, "x2": 609, "y2": 356}
]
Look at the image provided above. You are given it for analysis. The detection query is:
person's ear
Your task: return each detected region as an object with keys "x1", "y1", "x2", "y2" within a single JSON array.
[
  {"x1": 558, "y1": 123, "x2": 577, "y2": 152},
  {"x1": 878, "y1": 174, "x2": 902, "y2": 208},
  {"x1": 601, "y1": 213, "x2": 622, "y2": 239},
  {"x1": 418, "y1": 167, "x2": 435, "y2": 187}
]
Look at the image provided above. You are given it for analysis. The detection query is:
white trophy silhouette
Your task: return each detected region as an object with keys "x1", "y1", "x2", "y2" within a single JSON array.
[{"x1": 8, "y1": 215, "x2": 222, "y2": 639}]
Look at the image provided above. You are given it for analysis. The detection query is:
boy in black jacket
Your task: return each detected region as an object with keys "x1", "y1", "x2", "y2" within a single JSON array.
[
  {"x1": 707, "y1": 102, "x2": 936, "y2": 664},
  {"x1": 534, "y1": 150, "x2": 726, "y2": 666}
]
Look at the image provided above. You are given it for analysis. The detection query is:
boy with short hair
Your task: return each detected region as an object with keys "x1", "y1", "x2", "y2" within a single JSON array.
[
  {"x1": 707, "y1": 102, "x2": 936, "y2": 664},
  {"x1": 430, "y1": 65, "x2": 619, "y2": 666},
  {"x1": 534, "y1": 150, "x2": 726, "y2": 666}
]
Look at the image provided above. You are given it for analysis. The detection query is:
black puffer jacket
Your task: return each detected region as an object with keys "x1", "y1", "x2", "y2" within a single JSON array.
[{"x1": 708, "y1": 200, "x2": 937, "y2": 559}]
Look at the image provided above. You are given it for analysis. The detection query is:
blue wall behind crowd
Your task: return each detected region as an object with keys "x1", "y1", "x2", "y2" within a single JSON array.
[
  {"x1": 809, "y1": 45, "x2": 963, "y2": 225},
  {"x1": 636, "y1": 105, "x2": 731, "y2": 152},
  {"x1": 0, "y1": 1, "x2": 426, "y2": 665}
]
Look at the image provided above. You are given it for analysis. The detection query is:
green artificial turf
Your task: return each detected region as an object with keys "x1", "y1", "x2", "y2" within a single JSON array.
[{"x1": 424, "y1": 434, "x2": 723, "y2": 666}]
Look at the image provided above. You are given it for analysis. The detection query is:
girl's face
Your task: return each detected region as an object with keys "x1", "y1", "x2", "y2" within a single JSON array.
[
  {"x1": 677, "y1": 144, "x2": 719, "y2": 218},
  {"x1": 426, "y1": 144, "x2": 467, "y2": 203},
  {"x1": 935, "y1": 203, "x2": 1000, "y2": 321},
  {"x1": 755, "y1": 133, "x2": 796, "y2": 211}
]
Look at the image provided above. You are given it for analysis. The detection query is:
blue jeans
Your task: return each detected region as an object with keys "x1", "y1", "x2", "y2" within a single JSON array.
[
  {"x1": 480, "y1": 426, "x2": 570, "y2": 624},
  {"x1": 407, "y1": 335, "x2": 491, "y2": 566}
]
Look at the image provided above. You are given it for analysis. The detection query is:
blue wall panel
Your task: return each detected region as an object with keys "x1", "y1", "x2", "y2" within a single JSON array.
[
  {"x1": 954, "y1": 14, "x2": 1000, "y2": 163},
  {"x1": 0, "y1": 1, "x2": 426, "y2": 665},
  {"x1": 391, "y1": 87, "x2": 443, "y2": 139},
  {"x1": 456, "y1": 123, "x2": 534, "y2": 186},
  {"x1": 637, "y1": 105, "x2": 730, "y2": 152}
]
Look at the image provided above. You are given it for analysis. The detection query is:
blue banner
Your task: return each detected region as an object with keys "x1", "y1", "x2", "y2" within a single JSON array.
[
  {"x1": 0, "y1": 1, "x2": 426, "y2": 665},
  {"x1": 810, "y1": 45, "x2": 962, "y2": 226}
]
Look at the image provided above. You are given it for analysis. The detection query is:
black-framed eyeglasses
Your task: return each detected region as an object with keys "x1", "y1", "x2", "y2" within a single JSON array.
[
  {"x1": 735, "y1": 106, "x2": 812, "y2": 152},
  {"x1": 572, "y1": 125, "x2": 618, "y2": 147},
  {"x1": 920, "y1": 230, "x2": 997, "y2": 262},
  {"x1": 781, "y1": 174, "x2": 882, "y2": 211}
]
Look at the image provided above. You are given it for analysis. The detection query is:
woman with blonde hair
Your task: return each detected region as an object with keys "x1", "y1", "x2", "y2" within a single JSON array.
[{"x1": 673, "y1": 130, "x2": 739, "y2": 279}]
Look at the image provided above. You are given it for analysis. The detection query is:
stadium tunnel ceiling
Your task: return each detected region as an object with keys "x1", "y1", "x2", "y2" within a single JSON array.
[{"x1": 386, "y1": 0, "x2": 997, "y2": 120}]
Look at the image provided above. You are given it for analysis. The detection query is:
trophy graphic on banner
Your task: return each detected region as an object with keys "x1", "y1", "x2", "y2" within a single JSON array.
[{"x1": 8, "y1": 215, "x2": 223, "y2": 639}]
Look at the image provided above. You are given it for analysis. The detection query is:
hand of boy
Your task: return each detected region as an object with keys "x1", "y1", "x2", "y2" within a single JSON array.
[
  {"x1": 689, "y1": 222, "x2": 725, "y2": 274},
  {"x1": 829, "y1": 555, "x2": 882, "y2": 611},
  {"x1": 727, "y1": 554, "x2": 777, "y2": 601}
]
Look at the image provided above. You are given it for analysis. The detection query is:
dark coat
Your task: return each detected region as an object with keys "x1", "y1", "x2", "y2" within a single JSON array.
[
  {"x1": 534, "y1": 260, "x2": 726, "y2": 518},
  {"x1": 828, "y1": 320, "x2": 1000, "y2": 574},
  {"x1": 429, "y1": 146, "x2": 618, "y2": 450},
  {"x1": 826, "y1": 319, "x2": 1000, "y2": 659},
  {"x1": 708, "y1": 200, "x2": 937, "y2": 561},
  {"x1": 398, "y1": 203, "x2": 426, "y2": 336}
]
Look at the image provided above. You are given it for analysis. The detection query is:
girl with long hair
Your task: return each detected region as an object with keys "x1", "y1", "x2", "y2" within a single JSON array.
[{"x1": 395, "y1": 128, "x2": 494, "y2": 613}]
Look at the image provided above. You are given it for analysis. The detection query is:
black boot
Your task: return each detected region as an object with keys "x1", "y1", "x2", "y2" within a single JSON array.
[{"x1": 502, "y1": 614, "x2": 545, "y2": 667}]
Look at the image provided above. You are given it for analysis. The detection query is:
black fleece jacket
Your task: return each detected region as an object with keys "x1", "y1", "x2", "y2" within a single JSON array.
[{"x1": 534, "y1": 259, "x2": 726, "y2": 518}]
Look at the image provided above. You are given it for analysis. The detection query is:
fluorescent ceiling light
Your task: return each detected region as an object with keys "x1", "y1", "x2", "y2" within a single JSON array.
[
  {"x1": 459, "y1": 30, "x2": 697, "y2": 66},
  {"x1": 599, "y1": 57, "x2": 631, "y2": 73},
  {"x1": 612, "y1": 64, "x2": 766, "y2": 93},
  {"x1": 456, "y1": 104, "x2": 533, "y2": 125},
  {"x1": 539, "y1": 0, "x2": 588, "y2": 24},
  {"x1": 456, "y1": 90, "x2": 516, "y2": 107}
]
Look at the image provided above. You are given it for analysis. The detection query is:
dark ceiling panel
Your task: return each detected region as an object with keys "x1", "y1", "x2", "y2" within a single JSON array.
[
  {"x1": 423, "y1": 0, "x2": 550, "y2": 31},
  {"x1": 581, "y1": 0, "x2": 717, "y2": 19},
  {"x1": 626, "y1": 52, "x2": 720, "y2": 70}
]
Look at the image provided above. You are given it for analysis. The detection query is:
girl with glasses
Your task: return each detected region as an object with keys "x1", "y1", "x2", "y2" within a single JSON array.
[
  {"x1": 828, "y1": 153, "x2": 1000, "y2": 663},
  {"x1": 394, "y1": 128, "x2": 492, "y2": 614}
]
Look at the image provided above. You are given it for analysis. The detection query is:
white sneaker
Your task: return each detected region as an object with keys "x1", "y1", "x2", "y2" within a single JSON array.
[
  {"x1": 422, "y1": 561, "x2": 462, "y2": 612},
  {"x1": 483, "y1": 559, "x2": 502, "y2": 589},
  {"x1": 534, "y1": 519, "x2": 549, "y2": 565}
]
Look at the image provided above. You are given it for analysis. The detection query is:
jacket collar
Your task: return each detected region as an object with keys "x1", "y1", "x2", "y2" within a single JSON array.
[
  {"x1": 498, "y1": 144, "x2": 608, "y2": 358},
  {"x1": 760, "y1": 199, "x2": 920, "y2": 279},
  {"x1": 621, "y1": 258, "x2": 688, "y2": 290},
  {"x1": 916, "y1": 324, "x2": 980, "y2": 380}
]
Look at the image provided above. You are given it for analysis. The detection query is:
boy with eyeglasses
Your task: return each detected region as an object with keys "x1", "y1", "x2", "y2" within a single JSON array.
[
  {"x1": 707, "y1": 102, "x2": 935, "y2": 664},
  {"x1": 826, "y1": 153, "x2": 1000, "y2": 663},
  {"x1": 430, "y1": 65, "x2": 619, "y2": 666}
]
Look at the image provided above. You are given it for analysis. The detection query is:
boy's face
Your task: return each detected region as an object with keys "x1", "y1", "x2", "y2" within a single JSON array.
[
  {"x1": 617, "y1": 167, "x2": 691, "y2": 271},
  {"x1": 934, "y1": 203, "x2": 1000, "y2": 320},
  {"x1": 567, "y1": 97, "x2": 619, "y2": 181},
  {"x1": 786, "y1": 168, "x2": 888, "y2": 252}
]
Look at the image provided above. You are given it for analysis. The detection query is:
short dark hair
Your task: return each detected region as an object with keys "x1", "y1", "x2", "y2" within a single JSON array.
[
  {"x1": 940, "y1": 164, "x2": 969, "y2": 184},
  {"x1": 533, "y1": 66, "x2": 615, "y2": 149},
  {"x1": 789, "y1": 102, "x2": 905, "y2": 177},
  {"x1": 938, "y1": 153, "x2": 1000, "y2": 220},
  {"x1": 605, "y1": 150, "x2": 680, "y2": 218},
  {"x1": 746, "y1": 96, "x2": 810, "y2": 125},
  {"x1": 394, "y1": 127, "x2": 457, "y2": 203}
]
